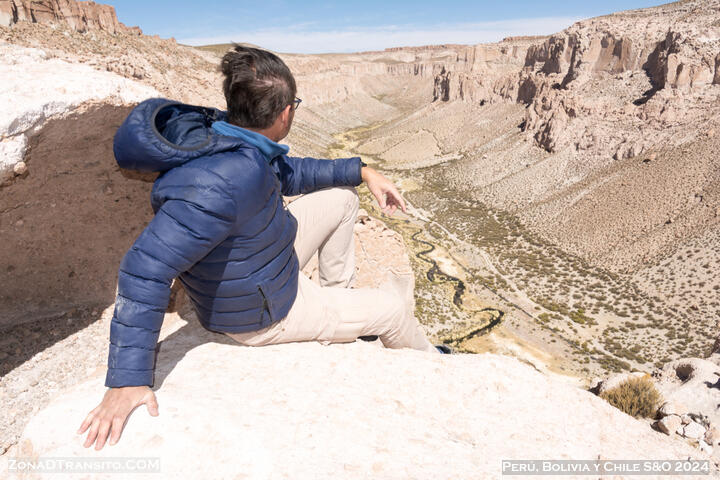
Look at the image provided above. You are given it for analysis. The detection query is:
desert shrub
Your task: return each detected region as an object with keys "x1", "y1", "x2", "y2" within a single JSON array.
[
  {"x1": 569, "y1": 308, "x2": 594, "y2": 325},
  {"x1": 326, "y1": 142, "x2": 345, "y2": 151},
  {"x1": 599, "y1": 376, "x2": 662, "y2": 418}
]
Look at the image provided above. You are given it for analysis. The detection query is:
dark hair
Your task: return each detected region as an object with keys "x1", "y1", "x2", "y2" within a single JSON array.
[{"x1": 220, "y1": 44, "x2": 297, "y2": 129}]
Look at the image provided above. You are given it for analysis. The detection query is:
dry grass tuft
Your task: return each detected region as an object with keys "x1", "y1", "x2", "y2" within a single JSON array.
[{"x1": 599, "y1": 375, "x2": 662, "y2": 418}]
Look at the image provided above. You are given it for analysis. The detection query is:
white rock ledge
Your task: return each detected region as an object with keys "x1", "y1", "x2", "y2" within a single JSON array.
[
  {"x1": 0, "y1": 44, "x2": 158, "y2": 178},
  {"x1": 0, "y1": 319, "x2": 713, "y2": 480}
]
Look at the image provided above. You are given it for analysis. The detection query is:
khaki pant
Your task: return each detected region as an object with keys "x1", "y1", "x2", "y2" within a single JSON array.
[{"x1": 225, "y1": 186, "x2": 438, "y2": 354}]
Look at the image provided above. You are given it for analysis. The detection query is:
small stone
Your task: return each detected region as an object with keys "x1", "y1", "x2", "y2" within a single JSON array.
[
  {"x1": 682, "y1": 421, "x2": 706, "y2": 440},
  {"x1": 657, "y1": 415, "x2": 681, "y2": 435},
  {"x1": 708, "y1": 128, "x2": 716, "y2": 138},
  {"x1": 681, "y1": 414, "x2": 693, "y2": 425},
  {"x1": 13, "y1": 161, "x2": 27, "y2": 175},
  {"x1": 688, "y1": 413, "x2": 710, "y2": 427},
  {"x1": 705, "y1": 426, "x2": 719, "y2": 445},
  {"x1": 15, "y1": 219, "x2": 24, "y2": 227},
  {"x1": 14, "y1": 379, "x2": 30, "y2": 394},
  {"x1": 698, "y1": 439, "x2": 713, "y2": 455},
  {"x1": 658, "y1": 401, "x2": 687, "y2": 417}
]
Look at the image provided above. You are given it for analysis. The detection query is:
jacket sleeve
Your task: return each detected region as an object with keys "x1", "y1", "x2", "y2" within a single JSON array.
[
  {"x1": 270, "y1": 154, "x2": 363, "y2": 196},
  {"x1": 105, "y1": 178, "x2": 237, "y2": 388}
]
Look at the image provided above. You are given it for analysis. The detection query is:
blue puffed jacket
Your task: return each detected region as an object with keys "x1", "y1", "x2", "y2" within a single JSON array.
[{"x1": 105, "y1": 98, "x2": 363, "y2": 387}]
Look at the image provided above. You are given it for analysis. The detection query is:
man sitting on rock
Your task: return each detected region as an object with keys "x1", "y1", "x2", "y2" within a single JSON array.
[{"x1": 78, "y1": 45, "x2": 445, "y2": 450}]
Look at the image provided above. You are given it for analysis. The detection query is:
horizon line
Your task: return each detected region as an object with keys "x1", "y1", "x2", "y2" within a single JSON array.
[{"x1": 177, "y1": 17, "x2": 581, "y2": 55}]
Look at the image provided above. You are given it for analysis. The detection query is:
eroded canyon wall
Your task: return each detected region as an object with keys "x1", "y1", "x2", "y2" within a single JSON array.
[{"x1": 0, "y1": 0, "x2": 141, "y2": 34}]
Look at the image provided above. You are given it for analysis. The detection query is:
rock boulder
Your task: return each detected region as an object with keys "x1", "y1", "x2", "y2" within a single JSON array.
[
  {"x1": 0, "y1": 44, "x2": 157, "y2": 183},
  {"x1": 654, "y1": 358, "x2": 720, "y2": 429},
  {"x1": 0, "y1": 317, "x2": 714, "y2": 479}
]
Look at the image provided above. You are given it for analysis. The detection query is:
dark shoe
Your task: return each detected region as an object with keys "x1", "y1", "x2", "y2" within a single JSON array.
[
  {"x1": 359, "y1": 335, "x2": 379, "y2": 342},
  {"x1": 435, "y1": 344, "x2": 454, "y2": 354}
]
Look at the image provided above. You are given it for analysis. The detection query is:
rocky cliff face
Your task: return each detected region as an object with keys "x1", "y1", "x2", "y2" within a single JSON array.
[
  {"x1": 430, "y1": 39, "x2": 537, "y2": 103},
  {"x1": 519, "y1": 1, "x2": 720, "y2": 157},
  {"x1": 431, "y1": 0, "x2": 720, "y2": 160},
  {"x1": 0, "y1": 44, "x2": 158, "y2": 184},
  {"x1": 0, "y1": 0, "x2": 140, "y2": 34}
]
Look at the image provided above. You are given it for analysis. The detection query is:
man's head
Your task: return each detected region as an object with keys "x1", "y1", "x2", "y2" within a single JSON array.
[{"x1": 220, "y1": 45, "x2": 297, "y2": 141}]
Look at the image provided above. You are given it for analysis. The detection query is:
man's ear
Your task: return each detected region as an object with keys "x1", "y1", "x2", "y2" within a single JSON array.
[{"x1": 280, "y1": 104, "x2": 292, "y2": 127}]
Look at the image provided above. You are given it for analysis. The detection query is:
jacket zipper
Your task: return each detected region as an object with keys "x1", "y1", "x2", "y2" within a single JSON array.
[{"x1": 257, "y1": 285, "x2": 272, "y2": 320}]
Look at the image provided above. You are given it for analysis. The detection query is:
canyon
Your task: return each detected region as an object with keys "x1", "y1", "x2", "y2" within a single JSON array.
[{"x1": 1, "y1": 0, "x2": 719, "y2": 476}]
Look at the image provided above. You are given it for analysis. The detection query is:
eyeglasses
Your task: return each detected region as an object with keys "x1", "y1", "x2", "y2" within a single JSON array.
[{"x1": 291, "y1": 97, "x2": 302, "y2": 111}]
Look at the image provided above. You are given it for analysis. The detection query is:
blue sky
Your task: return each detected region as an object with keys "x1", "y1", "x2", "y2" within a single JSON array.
[{"x1": 111, "y1": 0, "x2": 665, "y2": 53}]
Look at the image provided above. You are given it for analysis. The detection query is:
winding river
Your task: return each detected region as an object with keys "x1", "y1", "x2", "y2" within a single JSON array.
[{"x1": 409, "y1": 228, "x2": 505, "y2": 345}]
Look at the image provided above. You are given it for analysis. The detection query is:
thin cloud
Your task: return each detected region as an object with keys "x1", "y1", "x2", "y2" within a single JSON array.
[{"x1": 180, "y1": 17, "x2": 581, "y2": 53}]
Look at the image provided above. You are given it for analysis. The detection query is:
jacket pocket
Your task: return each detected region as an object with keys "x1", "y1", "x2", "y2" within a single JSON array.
[{"x1": 257, "y1": 282, "x2": 276, "y2": 322}]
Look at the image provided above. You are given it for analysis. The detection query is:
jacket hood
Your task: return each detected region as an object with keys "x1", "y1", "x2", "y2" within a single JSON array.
[{"x1": 113, "y1": 98, "x2": 247, "y2": 172}]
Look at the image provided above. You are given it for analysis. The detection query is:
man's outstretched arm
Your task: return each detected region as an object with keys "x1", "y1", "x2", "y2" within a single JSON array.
[
  {"x1": 272, "y1": 155, "x2": 407, "y2": 215},
  {"x1": 78, "y1": 170, "x2": 239, "y2": 450},
  {"x1": 271, "y1": 154, "x2": 363, "y2": 195}
]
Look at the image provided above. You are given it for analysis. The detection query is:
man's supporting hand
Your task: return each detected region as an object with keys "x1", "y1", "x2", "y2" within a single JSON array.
[
  {"x1": 77, "y1": 386, "x2": 159, "y2": 450},
  {"x1": 361, "y1": 166, "x2": 407, "y2": 216}
]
